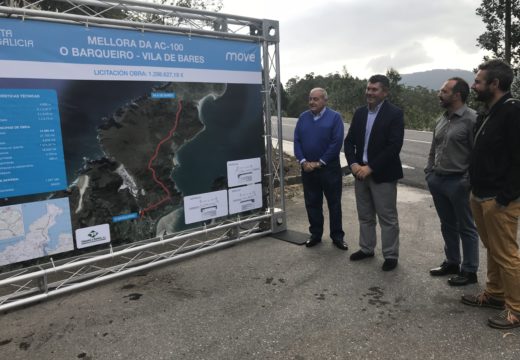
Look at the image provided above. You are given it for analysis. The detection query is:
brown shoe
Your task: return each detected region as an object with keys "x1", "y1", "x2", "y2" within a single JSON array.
[
  {"x1": 461, "y1": 292, "x2": 505, "y2": 310},
  {"x1": 488, "y1": 309, "x2": 520, "y2": 329}
]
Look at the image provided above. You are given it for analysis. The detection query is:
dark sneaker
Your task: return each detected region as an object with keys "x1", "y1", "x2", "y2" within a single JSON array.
[
  {"x1": 488, "y1": 309, "x2": 520, "y2": 329},
  {"x1": 448, "y1": 271, "x2": 478, "y2": 286},
  {"x1": 349, "y1": 250, "x2": 374, "y2": 261},
  {"x1": 461, "y1": 292, "x2": 505, "y2": 310},
  {"x1": 430, "y1": 261, "x2": 459, "y2": 276},
  {"x1": 382, "y1": 258, "x2": 398, "y2": 271}
]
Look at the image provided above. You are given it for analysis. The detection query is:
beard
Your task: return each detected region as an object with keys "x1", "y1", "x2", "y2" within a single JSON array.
[
  {"x1": 439, "y1": 97, "x2": 452, "y2": 108},
  {"x1": 474, "y1": 87, "x2": 493, "y2": 102}
]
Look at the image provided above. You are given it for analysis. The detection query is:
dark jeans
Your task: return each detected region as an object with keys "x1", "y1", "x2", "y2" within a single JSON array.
[
  {"x1": 301, "y1": 162, "x2": 344, "y2": 242},
  {"x1": 426, "y1": 172, "x2": 479, "y2": 272}
]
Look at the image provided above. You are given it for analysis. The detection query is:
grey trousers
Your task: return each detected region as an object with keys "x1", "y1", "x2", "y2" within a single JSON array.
[{"x1": 354, "y1": 177, "x2": 399, "y2": 259}]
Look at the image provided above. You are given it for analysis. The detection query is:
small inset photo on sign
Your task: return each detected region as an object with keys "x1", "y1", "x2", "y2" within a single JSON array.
[
  {"x1": 227, "y1": 157, "x2": 261, "y2": 187},
  {"x1": 228, "y1": 183, "x2": 262, "y2": 214},
  {"x1": 183, "y1": 190, "x2": 228, "y2": 224}
]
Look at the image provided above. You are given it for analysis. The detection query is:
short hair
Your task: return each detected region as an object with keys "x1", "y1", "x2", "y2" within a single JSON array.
[
  {"x1": 448, "y1": 77, "x2": 470, "y2": 102},
  {"x1": 368, "y1": 74, "x2": 390, "y2": 90},
  {"x1": 478, "y1": 59, "x2": 514, "y2": 91},
  {"x1": 310, "y1": 87, "x2": 328, "y2": 100}
]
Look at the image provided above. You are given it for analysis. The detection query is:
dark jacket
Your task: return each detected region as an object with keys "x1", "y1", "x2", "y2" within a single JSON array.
[
  {"x1": 469, "y1": 93, "x2": 520, "y2": 206},
  {"x1": 344, "y1": 100, "x2": 404, "y2": 183}
]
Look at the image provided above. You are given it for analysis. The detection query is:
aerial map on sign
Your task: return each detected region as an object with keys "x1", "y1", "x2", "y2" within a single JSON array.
[
  {"x1": 68, "y1": 81, "x2": 264, "y2": 244},
  {"x1": 0, "y1": 79, "x2": 265, "y2": 249},
  {"x1": 0, "y1": 198, "x2": 73, "y2": 266}
]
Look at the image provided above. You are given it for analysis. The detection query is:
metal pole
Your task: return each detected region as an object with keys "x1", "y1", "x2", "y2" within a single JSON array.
[{"x1": 0, "y1": 230, "x2": 271, "y2": 312}]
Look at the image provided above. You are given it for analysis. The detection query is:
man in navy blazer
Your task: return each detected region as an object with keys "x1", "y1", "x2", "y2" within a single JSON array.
[{"x1": 344, "y1": 74, "x2": 404, "y2": 271}]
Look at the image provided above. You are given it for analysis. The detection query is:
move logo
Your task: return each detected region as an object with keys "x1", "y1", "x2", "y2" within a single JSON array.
[{"x1": 75, "y1": 224, "x2": 111, "y2": 249}]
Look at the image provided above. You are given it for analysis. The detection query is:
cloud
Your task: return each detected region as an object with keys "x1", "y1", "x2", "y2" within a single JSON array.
[
  {"x1": 221, "y1": 0, "x2": 487, "y2": 81},
  {"x1": 280, "y1": 0, "x2": 485, "y2": 64},
  {"x1": 367, "y1": 42, "x2": 433, "y2": 73}
]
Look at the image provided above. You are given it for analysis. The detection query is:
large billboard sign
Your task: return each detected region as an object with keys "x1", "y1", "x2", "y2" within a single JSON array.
[{"x1": 0, "y1": 17, "x2": 265, "y2": 267}]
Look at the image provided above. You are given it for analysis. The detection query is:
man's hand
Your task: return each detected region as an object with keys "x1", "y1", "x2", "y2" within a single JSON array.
[
  {"x1": 302, "y1": 161, "x2": 314, "y2": 172},
  {"x1": 302, "y1": 161, "x2": 321, "y2": 172},
  {"x1": 351, "y1": 163, "x2": 362, "y2": 177},
  {"x1": 352, "y1": 164, "x2": 372, "y2": 180}
]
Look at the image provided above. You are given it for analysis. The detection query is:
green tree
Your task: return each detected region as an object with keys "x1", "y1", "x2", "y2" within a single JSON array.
[
  {"x1": 386, "y1": 68, "x2": 404, "y2": 108},
  {"x1": 15, "y1": 0, "x2": 222, "y2": 24},
  {"x1": 400, "y1": 85, "x2": 440, "y2": 130},
  {"x1": 18, "y1": 0, "x2": 127, "y2": 18},
  {"x1": 476, "y1": 0, "x2": 520, "y2": 65},
  {"x1": 283, "y1": 70, "x2": 440, "y2": 131},
  {"x1": 284, "y1": 69, "x2": 366, "y2": 120},
  {"x1": 120, "y1": 0, "x2": 222, "y2": 27},
  {"x1": 284, "y1": 73, "x2": 322, "y2": 117}
]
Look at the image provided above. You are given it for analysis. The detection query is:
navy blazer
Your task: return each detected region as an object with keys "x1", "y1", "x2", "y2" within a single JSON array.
[{"x1": 344, "y1": 100, "x2": 404, "y2": 183}]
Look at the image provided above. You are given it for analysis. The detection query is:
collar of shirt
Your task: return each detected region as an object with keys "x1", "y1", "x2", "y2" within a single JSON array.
[
  {"x1": 445, "y1": 104, "x2": 468, "y2": 120},
  {"x1": 313, "y1": 107, "x2": 327, "y2": 121},
  {"x1": 362, "y1": 101, "x2": 384, "y2": 163},
  {"x1": 367, "y1": 100, "x2": 384, "y2": 115}
]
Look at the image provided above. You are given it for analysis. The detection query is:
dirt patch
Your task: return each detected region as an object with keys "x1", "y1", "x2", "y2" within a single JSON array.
[
  {"x1": 280, "y1": 152, "x2": 303, "y2": 200},
  {"x1": 282, "y1": 152, "x2": 301, "y2": 178}
]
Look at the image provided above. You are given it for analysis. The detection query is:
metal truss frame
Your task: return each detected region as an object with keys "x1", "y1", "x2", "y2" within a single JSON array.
[{"x1": 0, "y1": 0, "x2": 286, "y2": 311}]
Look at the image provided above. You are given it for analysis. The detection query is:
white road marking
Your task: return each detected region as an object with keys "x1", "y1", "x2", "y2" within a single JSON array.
[
  {"x1": 272, "y1": 139, "x2": 415, "y2": 170},
  {"x1": 404, "y1": 138, "x2": 431, "y2": 144}
]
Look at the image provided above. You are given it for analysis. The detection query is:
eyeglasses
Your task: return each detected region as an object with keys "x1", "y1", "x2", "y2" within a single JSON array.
[{"x1": 308, "y1": 97, "x2": 321, "y2": 101}]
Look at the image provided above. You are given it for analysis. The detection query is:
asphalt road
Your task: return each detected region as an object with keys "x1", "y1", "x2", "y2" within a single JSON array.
[
  {"x1": 273, "y1": 117, "x2": 432, "y2": 189},
  {"x1": 3, "y1": 184, "x2": 519, "y2": 359}
]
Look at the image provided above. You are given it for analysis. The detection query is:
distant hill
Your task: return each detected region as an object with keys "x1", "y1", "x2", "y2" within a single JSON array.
[{"x1": 400, "y1": 69, "x2": 475, "y2": 90}]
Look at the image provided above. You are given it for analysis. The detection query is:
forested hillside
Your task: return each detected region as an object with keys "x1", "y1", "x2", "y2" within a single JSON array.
[{"x1": 282, "y1": 69, "x2": 468, "y2": 131}]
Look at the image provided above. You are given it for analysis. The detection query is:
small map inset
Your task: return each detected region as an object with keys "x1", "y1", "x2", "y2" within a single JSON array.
[
  {"x1": 0, "y1": 205, "x2": 24, "y2": 241},
  {"x1": 0, "y1": 198, "x2": 73, "y2": 266}
]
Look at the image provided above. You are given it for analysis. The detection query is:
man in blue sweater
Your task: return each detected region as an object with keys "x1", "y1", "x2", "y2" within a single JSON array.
[{"x1": 294, "y1": 87, "x2": 347, "y2": 250}]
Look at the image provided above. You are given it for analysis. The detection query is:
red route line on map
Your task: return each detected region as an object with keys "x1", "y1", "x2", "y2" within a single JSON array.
[{"x1": 140, "y1": 99, "x2": 183, "y2": 216}]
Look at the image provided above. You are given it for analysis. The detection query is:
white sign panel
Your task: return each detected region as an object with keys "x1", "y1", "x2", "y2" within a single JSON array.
[
  {"x1": 227, "y1": 157, "x2": 261, "y2": 187},
  {"x1": 75, "y1": 224, "x2": 111, "y2": 249},
  {"x1": 228, "y1": 183, "x2": 263, "y2": 214},
  {"x1": 184, "y1": 190, "x2": 228, "y2": 224}
]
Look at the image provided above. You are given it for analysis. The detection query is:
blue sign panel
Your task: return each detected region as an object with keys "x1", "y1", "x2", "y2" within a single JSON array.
[{"x1": 0, "y1": 89, "x2": 67, "y2": 197}]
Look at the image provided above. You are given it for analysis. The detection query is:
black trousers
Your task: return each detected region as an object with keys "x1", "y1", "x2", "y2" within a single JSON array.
[{"x1": 301, "y1": 162, "x2": 344, "y2": 241}]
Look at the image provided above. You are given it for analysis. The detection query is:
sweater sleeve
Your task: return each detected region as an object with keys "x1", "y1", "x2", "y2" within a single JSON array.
[
  {"x1": 320, "y1": 112, "x2": 344, "y2": 164},
  {"x1": 293, "y1": 116, "x2": 305, "y2": 162},
  {"x1": 344, "y1": 109, "x2": 360, "y2": 166}
]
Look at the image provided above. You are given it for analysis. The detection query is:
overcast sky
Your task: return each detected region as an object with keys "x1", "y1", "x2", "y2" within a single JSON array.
[{"x1": 220, "y1": 0, "x2": 489, "y2": 84}]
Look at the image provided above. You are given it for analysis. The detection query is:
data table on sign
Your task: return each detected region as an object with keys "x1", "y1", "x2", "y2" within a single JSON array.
[{"x1": 0, "y1": 89, "x2": 67, "y2": 198}]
